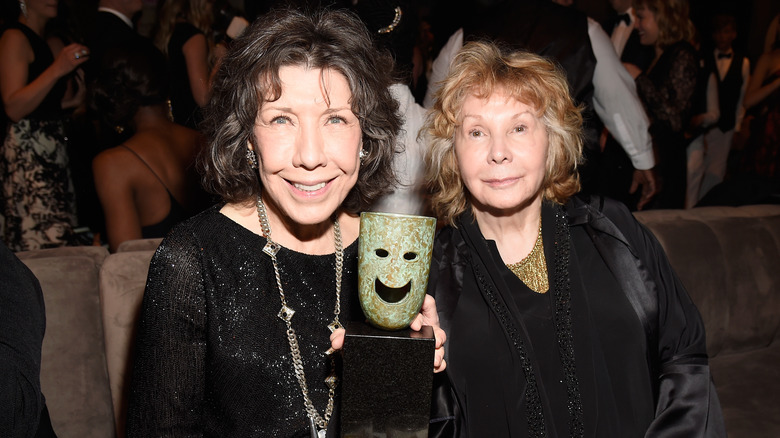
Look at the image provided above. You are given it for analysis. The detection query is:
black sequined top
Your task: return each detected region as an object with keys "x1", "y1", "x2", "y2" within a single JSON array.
[{"x1": 126, "y1": 205, "x2": 363, "y2": 437}]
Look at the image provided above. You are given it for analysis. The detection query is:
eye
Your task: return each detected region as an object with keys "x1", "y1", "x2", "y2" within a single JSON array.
[
  {"x1": 468, "y1": 129, "x2": 484, "y2": 138},
  {"x1": 513, "y1": 125, "x2": 527, "y2": 133},
  {"x1": 403, "y1": 252, "x2": 418, "y2": 261},
  {"x1": 270, "y1": 115, "x2": 291, "y2": 125},
  {"x1": 327, "y1": 115, "x2": 347, "y2": 125},
  {"x1": 375, "y1": 248, "x2": 389, "y2": 258}
]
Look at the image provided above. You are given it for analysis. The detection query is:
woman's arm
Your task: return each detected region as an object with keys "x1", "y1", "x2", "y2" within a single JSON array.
[
  {"x1": 46, "y1": 35, "x2": 85, "y2": 111},
  {"x1": 182, "y1": 33, "x2": 212, "y2": 108},
  {"x1": 125, "y1": 232, "x2": 208, "y2": 436},
  {"x1": 743, "y1": 53, "x2": 780, "y2": 110},
  {"x1": 92, "y1": 147, "x2": 143, "y2": 252},
  {"x1": 604, "y1": 201, "x2": 726, "y2": 436},
  {"x1": 0, "y1": 30, "x2": 88, "y2": 122}
]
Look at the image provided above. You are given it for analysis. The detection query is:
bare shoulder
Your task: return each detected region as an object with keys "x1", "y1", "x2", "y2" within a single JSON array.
[
  {"x1": 92, "y1": 145, "x2": 141, "y2": 178},
  {"x1": 0, "y1": 28, "x2": 32, "y2": 60}
]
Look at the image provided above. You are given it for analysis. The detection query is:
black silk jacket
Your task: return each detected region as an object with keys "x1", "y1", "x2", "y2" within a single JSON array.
[{"x1": 428, "y1": 196, "x2": 726, "y2": 437}]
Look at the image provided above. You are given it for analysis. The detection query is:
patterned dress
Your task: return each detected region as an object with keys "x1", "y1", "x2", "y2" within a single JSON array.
[{"x1": 1, "y1": 23, "x2": 76, "y2": 251}]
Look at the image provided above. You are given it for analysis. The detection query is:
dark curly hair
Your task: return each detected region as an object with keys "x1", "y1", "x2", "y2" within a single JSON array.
[
  {"x1": 89, "y1": 43, "x2": 170, "y2": 132},
  {"x1": 199, "y1": 8, "x2": 401, "y2": 213}
]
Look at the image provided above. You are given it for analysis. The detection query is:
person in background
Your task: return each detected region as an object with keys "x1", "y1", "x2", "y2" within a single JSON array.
[
  {"x1": 738, "y1": 19, "x2": 780, "y2": 181},
  {"x1": 154, "y1": 0, "x2": 223, "y2": 130},
  {"x1": 355, "y1": 0, "x2": 429, "y2": 215},
  {"x1": 425, "y1": 40, "x2": 725, "y2": 436},
  {"x1": 604, "y1": 0, "x2": 655, "y2": 71},
  {"x1": 686, "y1": 13, "x2": 749, "y2": 208},
  {"x1": 589, "y1": 0, "x2": 658, "y2": 211},
  {"x1": 126, "y1": 9, "x2": 445, "y2": 437},
  {"x1": 0, "y1": 240, "x2": 57, "y2": 437},
  {"x1": 87, "y1": 0, "x2": 145, "y2": 82},
  {"x1": 628, "y1": 0, "x2": 699, "y2": 209},
  {"x1": 0, "y1": 0, "x2": 89, "y2": 251},
  {"x1": 763, "y1": 14, "x2": 779, "y2": 54},
  {"x1": 90, "y1": 44, "x2": 208, "y2": 253}
]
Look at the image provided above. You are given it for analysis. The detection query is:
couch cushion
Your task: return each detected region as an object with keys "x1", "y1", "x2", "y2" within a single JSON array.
[
  {"x1": 710, "y1": 340, "x2": 780, "y2": 437},
  {"x1": 18, "y1": 247, "x2": 115, "y2": 438},
  {"x1": 635, "y1": 206, "x2": 780, "y2": 357},
  {"x1": 115, "y1": 238, "x2": 163, "y2": 253},
  {"x1": 99, "y1": 249, "x2": 156, "y2": 437}
]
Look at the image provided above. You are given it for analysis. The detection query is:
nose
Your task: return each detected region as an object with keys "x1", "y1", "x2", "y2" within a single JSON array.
[
  {"x1": 293, "y1": 123, "x2": 328, "y2": 169},
  {"x1": 488, "y1": 135, "x2": 512, "y2": 164}
]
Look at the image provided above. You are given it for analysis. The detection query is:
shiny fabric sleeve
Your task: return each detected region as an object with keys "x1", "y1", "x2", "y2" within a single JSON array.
[
  {"x1": 599, "y1": 200, "x2": 726, "y2": 437},
  {"x1": 126, "y1": 229, "x2": 207, "y2": 437},
  {"x1": 635, "y1": 45, "x2": 699, "y2": 133}
]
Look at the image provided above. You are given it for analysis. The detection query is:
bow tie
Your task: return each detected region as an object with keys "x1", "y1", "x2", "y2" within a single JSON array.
[
  {"x1": 717, "y1": 52, "x2": 733, "y2": 59},
  {"x1": 617, "y1": 13, "x2": 631, "y2": 25}
]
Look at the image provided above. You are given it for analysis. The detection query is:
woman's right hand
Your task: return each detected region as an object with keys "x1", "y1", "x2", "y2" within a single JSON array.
[{"x1": 52, "y1": 43, "x2": 90, "y2": 78}]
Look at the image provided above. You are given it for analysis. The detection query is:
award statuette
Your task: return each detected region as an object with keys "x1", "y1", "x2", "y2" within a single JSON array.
[{"x1": 341, "y1": 212, "x2": 437, "y2": 437}]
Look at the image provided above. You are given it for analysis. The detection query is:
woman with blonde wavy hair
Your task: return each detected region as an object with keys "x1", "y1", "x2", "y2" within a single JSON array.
[
  {"x1": 627, "y1": 0, "x2": 699, "y2": 209},
  {"x1": 154, "y1": 0, "x2": 221, "y2": 129},
  {"x1": 426, "y1": 40, "x2": 725, "y2": 436}
]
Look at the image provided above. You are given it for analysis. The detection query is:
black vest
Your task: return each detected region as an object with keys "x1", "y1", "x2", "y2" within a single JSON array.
[
  {"x1": 462, "y1": 0, "x2": 598, "y2": 150},
  {"x1": 707, "y1": 50, "x2": 746, "y2": 132}
]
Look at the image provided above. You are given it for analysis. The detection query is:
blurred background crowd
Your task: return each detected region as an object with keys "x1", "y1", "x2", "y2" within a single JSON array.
[{"x1": 1, "y1": 0, "x2": 779, "y2": 253}]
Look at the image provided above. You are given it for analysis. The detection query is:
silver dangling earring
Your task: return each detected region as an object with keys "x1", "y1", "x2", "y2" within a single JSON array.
[
  {"x1": 359, "y1": 148, "x2": 367, "y2": 164},
  {"x1": 246, "y1": 148, "x2": 258, "y2": 169},
  {"x1": 19, "y1": 0, "x2": 27, "y2": 18}
]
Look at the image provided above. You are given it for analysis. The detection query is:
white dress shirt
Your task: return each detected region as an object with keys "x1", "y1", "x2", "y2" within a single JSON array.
[
  {"x1": 610, "y1": 7, "x2": 636, "y2": 58},
  {"x1": 97, "y1": 7, "x2": 133, "y2": 29},
  {"x1": 371, "y1": 84, "x2": 428, "y2": 215}
]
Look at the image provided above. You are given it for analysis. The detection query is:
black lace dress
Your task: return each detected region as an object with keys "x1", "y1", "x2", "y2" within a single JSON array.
[
  {"x1": 635, "y1": 41, "x2": 699, "y2": 209},
  {"x1": 126, "y1": 205, "x2": 364, "y2": 437}
]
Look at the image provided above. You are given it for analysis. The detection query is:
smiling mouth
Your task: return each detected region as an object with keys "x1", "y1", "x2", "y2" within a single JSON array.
[
  {"x1": 292, "y1": 181, "x2": 326, "y2": 191},
  {"x1": 286, "y1": 178, "x2": 333, "y2": 193},
  {"x1": 374, "y1": 279, "x2": 411, "y2": 303}
]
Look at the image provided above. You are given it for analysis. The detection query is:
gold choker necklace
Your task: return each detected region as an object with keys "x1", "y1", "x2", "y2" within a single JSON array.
[{"x1": 505, "y1": 217, "x2": 549, "y2": 293}]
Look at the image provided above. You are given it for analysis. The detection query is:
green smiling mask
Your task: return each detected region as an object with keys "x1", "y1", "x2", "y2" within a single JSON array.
[{"x1": 358, "y1": 212, "x2": 437, "y2": 330}]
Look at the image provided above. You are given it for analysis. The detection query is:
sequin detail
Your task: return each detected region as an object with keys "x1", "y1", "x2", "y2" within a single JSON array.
[{"x1": 466, "y1": 204, "x2": 584, "y2": 438}]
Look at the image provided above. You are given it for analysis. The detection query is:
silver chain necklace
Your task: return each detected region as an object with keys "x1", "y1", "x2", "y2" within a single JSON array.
[{"x1": 256, "y1": 196, "x2": 343, "y2": 438}]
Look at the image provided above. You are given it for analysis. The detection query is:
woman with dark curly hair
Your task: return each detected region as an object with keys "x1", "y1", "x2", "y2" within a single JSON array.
[
  {"x1": 90, "y1": 44, "x2": 207, "y2": 252},
  {"x1": 126, "y1": 8, "x2": 445, "y2": 437},
  {"x1": 426, "y1": 41, "x2": 724, "y2": 436}
]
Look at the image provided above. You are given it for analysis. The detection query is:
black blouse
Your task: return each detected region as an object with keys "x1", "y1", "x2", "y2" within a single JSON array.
[
  {"x1": 431, "y1": 198, "x2": 725, "y2": 437},
  {"x1": 127, "y1": 205, "x2": 364, "y2": 437}
]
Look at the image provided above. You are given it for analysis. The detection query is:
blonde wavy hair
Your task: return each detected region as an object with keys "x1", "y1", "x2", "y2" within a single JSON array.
[
  {"x1": 634, "y1": 0, "x2": 695, "y2": 48},
  {"x1": 154, "y1": 0, "x2": 215, "y2": 60},
  {"x1": 425, "y1": 41, "x2": 583, "y2": 226}
]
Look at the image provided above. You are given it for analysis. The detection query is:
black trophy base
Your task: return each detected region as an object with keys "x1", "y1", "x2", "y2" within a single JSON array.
[{"x1": 341, "y1": 322, "x2": 435, "y2": 438}]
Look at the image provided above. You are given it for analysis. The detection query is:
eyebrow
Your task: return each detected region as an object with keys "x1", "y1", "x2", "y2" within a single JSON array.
[
  {"x1": 259, "y1": 105, "x2": 353, "y2": 113},
  {"x1": 461, "y1": 110, "x2": 534, "y2": 122}
]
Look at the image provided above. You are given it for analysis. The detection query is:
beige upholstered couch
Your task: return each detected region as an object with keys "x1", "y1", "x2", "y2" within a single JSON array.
[
  {"x1": 15, "y1": 205, "x2": 780, "y2": 437},
  {"x1": 634, "y1": 205, "x2": 780, "y2": 438},
  {"x1": 17, "y1": 238, "x2": 161, "y2": 438}
]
